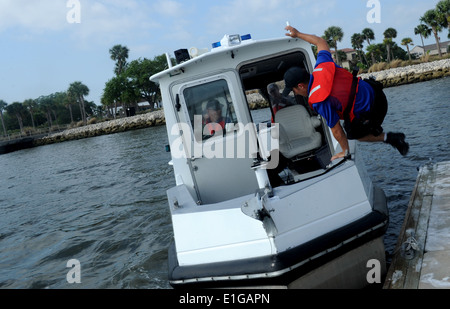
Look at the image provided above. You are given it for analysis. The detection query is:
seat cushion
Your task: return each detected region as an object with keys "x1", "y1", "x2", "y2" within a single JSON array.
[{"x1": 275, "y1": 105, "x2": 322, "y2": 159}]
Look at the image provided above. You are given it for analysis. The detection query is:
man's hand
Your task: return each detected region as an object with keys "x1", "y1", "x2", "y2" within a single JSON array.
[
  {"x1": 330, "y1": 122, "x2": 350, "y2": 161},
  {"x1": 331, "y1": 151, "x2": 346, "y2": 161},
  {"x1": 285, "y1": 26, "x2": 300, "y2": 38},
  {"x1": 284, "y1": 25, "x2": 330, "y2": 53}
]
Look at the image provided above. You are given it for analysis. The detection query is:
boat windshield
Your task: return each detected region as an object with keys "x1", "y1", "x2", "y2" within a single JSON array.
[{"x1": 183, "y1": 79, "x2": 239, "y2": 142}]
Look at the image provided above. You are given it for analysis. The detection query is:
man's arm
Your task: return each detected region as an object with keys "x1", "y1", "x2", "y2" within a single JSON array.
[
  {"x1": 330, "y1": 122, "x2": 350, "y2": 161},
  {"x1": 285, "y1": 26, "x2": 330, "y2": 53}
]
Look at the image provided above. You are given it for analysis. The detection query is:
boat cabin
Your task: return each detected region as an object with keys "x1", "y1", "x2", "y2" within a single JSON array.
[{"x1": 151, "y1": 35, "x2": 336, "y2": 205}]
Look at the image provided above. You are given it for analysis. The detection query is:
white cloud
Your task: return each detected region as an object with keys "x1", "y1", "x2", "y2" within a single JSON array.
[
  {"x1": 151, "y1": 0, "x2": 185, "y2": 17},
  {"x1": 0, "y1": 0, "x2": 68, "y2": 33},
  {"x1": 204, "y1": 0, "x2": 338, "y2": 39},
  {"x1": 0, "y1": 0, "x2": 161, "y2": 46}
]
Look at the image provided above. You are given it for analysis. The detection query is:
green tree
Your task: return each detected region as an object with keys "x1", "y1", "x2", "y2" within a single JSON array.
[
  {"x1": 366, "y1": 44, "x2": 383, "y2": 63},
  {"x1": 421, "y1": 9, "x2": 444, "y2": 57},
  {"x1": 436, "y1": 0, "x2": 450, "y2": 38},
  {"x1": 109, "y1": 44, "x2": 129, "y2": 76},
  {"x1": 64, "y1": 90, "x2": 77, "y2": 124},
  {"x1": 351, "y1": 33, "x2": 367, "y2": 65},
  {"x1": 5, "y1": 102, "x2": 26, "y2": 134},
  {"x1": 383, "y1": 27, "x2": 397, "y2": 62},
  {"x1": 401, "y1": 38, "x2": 414, "y2": 61},
  {"x1": 68, "y1": 82, "x2": 90, "y2": 125},
  {"x1": 102, "y1": 76, "x2": 128, "y2": 118},
  {"x1": 414, "y1": 24, "x2": 432, "y2": 47},
  {"x1": 323, "y1": 26, "x2": 344, "y2": 66},
  {"x1": 125, "y1": 55, "x2": 168, "y2": 110},
  {"x1": 362, "y1": 28, "x2": 376, "y2": 64},
  {"x1": 23, "y1": 99, "x2": 38, "y2": 130},
  {"x1": 0, "y1": 100, "x2": 8, "y2": 137},
  {"x1": 37, "y1": 95, "x2": 55, "y2": 129}
]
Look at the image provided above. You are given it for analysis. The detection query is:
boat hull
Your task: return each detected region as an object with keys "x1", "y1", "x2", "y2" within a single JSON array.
[{"x1": 168, "y1": 186, "x2": 388, "y2": 289}]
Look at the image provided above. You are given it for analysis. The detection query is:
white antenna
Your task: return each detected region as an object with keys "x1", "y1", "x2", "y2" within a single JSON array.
[{"x1": 165, "y1": 53, "x2": 172, "y2": 69}]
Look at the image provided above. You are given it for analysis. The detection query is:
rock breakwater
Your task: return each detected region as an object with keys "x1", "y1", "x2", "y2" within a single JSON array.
[
  {"x1": 35, "y1": 109, "x2": 166, "y2": 147},
  {"x1": 359, "y1": 59, "x2": 450, "y2": 88}
]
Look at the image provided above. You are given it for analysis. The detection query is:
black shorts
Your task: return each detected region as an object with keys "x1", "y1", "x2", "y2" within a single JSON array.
[{"x1": 344, "y1": 78, "x2": 388, "y2": 140}]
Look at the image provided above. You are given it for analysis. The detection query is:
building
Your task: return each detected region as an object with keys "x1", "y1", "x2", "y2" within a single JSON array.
[
  {"x1": 411, "y1": 41, "x2": 449, "y2": 57},
  {"x1": 331, "y1": 48, "x2": 358, "y2": 70}
]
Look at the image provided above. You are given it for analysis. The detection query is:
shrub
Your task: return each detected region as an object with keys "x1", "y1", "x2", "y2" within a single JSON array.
[
  {"x1": 87, "y1": 117, "x2": 97, "y2": 125},
  {"x1": 389, "y1": 59, "x2": 402, "y2": 68},
  {"x1": 421, "y1": 51, "x2": 430, "y2": 63}
]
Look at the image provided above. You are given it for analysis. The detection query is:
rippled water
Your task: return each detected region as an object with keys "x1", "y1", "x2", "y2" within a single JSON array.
[
  {"x1": 0, "y1": 127, "x2": 174, "y2": 288},
  {"x1": 359, "y1": 77, "x2": 450, "y2": 255},
  {"x1": 0, "y1": 77, "x2": 449, "y2": 289}
]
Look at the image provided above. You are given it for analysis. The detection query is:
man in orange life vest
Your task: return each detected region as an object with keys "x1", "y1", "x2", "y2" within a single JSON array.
[{"x1": 284, "y1": 25, "x2": 409, "y2": 161}]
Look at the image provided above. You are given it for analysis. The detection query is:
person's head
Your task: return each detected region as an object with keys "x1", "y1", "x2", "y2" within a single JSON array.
[
  {"x1": 267, "y1": 83, "x2": 280, "y2": 98},
  {"x1": 283, "y1": 66, "x2": 310, "y2": 97},
  {"x1": 206, "y1": 99, "x2": 223, "y2": 122}
]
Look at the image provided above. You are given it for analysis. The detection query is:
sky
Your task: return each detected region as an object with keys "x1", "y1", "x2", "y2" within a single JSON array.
[{"x1": 0, "y1": 0, "x2": 445, "y2": 105}]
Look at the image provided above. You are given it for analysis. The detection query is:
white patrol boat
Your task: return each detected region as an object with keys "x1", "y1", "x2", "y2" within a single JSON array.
[{"x1": 150, "y1": 33, "x2": 389, "y2": 288}]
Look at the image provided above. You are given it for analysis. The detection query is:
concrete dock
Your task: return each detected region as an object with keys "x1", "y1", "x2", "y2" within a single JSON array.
[{"x1": 384, "y1": 160, "x2": 450, "y2": 289}]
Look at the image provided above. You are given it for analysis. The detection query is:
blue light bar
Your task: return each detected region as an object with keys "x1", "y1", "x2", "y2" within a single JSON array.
[{"x1": 212, "y1": 34, "x2": 252, "y2": 49}]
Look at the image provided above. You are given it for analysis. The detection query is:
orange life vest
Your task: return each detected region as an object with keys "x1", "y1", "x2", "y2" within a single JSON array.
[
  {"x1": 204, "y1": 120, "x2": 225, "y2": 135},
  {"x1": 308, "y1": 62, "x2": 360, "y2": 122}
]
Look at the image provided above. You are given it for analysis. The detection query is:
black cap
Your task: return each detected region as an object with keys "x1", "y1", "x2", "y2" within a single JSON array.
[
  {"x1": 283, "y1": 66, "x2": 309, "y2": 96},
  {"x1": 206, "y1": 99, "x2": 223, "y2": 110}
]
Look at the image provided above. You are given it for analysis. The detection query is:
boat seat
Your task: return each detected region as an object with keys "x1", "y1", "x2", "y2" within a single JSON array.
[{"x1": 274, "y1": 105, "x2": 322, "y2": 159}]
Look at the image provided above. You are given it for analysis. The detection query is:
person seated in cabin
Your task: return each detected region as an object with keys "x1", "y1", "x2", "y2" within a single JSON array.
[
  {"x1": 202, "y1": 99, "x2": 229, "y2": 137},
  {"x1": 283, "y1": 25, "x2": 409, "y2": 161},
  {"x1": 267, "y1": 83, "x2": 295, "y2": 122}
]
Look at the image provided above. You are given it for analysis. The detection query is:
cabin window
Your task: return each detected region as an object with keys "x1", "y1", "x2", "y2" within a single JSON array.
[{"x1": 182, "y1": 79, "x2": 238, "y2": 142}]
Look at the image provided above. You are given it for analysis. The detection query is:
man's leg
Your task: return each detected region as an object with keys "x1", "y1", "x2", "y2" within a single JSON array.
[{"x1": 358, "y1": 132, "x2": 409, "y2": 156}]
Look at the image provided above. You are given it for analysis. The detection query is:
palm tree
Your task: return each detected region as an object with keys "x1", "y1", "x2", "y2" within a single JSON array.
[
  {"x1": 37, "y1": 95, "x2": 55, "y2": 129},
  {"x1": 0, "y1": 100, "x2": 8, "y2": 137},
  {"x1": 383, "y1": 28, "x2": 397, "y2": 62},
  {"x1": 23, "y1": 99, "x2": 37, "y2": 130},
  {"x1": 401, "y1": 38, "x2": 414, "y2": 61},
  {"x1": 366, "y1": 44, "x2": 383, "y2": 63},
  {"x1": 109, "y1": 44, "x2": 129, "y2": 76},
  {"x1": 64, "y1": 91, "x2": 77, "y2": 124},
  {"x1": 362, "y1": 28, "x2": 376, "y2": 64},
  {"x1": 351, "y1": 33, "x2": 367, "y2": 65},
  {"x1": 414, "y1": 24, "x2": 432, "y2": 47},
  {"x1": 5, "y1": 102, "x2": 26, "y2": 135},
  {"x1": 68, "y1": 82, "x2": 90, "y2": 126},
  {"x1": 436, "y1": 0, "x2": 450, "y2": 37},
  {"x1": 420, "y1": 9, "x2": 444, "y2": 58},
  {"x1": 323, "y1": 26, "x2": 344, "y2": 66}
]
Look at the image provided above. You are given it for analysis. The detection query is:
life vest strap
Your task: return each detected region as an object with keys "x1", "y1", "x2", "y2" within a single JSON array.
[{"x1": 343, "y1": 68, "x2": 360, "y2": 123}]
